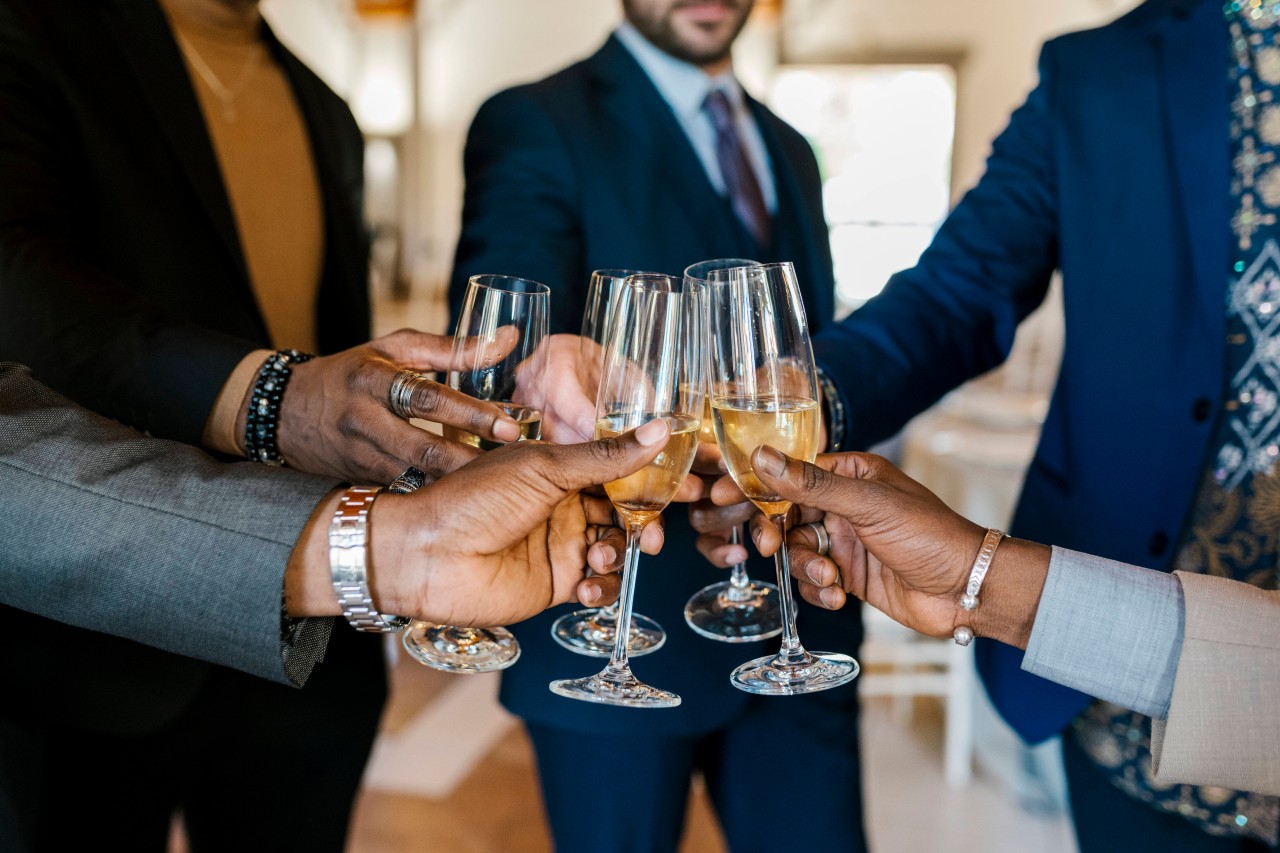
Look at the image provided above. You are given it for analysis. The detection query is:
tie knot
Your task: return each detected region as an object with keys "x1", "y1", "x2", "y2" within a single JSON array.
[{"x1": 702, "y1": 88, "x2": 735, "y2": 132}]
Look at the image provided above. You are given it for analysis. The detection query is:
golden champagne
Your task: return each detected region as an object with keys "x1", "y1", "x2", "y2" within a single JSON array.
[
  {"x1": 712, "y1": 396, "x2": 821, "y2": 518},
  {"x1": 595, "y1": 414, "x2": 700, "y2": 525},
  {"x1": 442, "y1": 403, "x2": 542, "y2": 451},
  {"x1": 698, "y1": 396, "x2": 717, "y2": 444}
]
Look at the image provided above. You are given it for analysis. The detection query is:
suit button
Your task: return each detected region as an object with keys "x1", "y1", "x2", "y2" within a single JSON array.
[
  {"x1": 1148, "y1": 531, "x2": 1169, "y2": 556},
  {"x1": 1191, "y1": 398, "x2": 1212, "y2": 422}
]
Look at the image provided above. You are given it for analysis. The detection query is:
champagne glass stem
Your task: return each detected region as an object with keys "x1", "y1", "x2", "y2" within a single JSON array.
[
  {"x1": 771, "y1": 514, "x2": 806, "y2": 662},
  {"x1": 725, "y1": 525, "x2": 752, "y2": 602},
  {"x1": 605, "y1": 521, "x2": 645, "y2": 677}
]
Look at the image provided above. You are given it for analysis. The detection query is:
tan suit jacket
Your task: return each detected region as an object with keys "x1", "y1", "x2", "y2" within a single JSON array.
[{"x1": 1151, "y1": 572, "x2": 1280, "y2": 795}]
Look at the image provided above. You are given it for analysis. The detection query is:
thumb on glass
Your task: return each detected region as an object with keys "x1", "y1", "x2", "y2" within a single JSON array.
[{"x1": 530, "y1": 418, "x2": 671, "y2": 495}]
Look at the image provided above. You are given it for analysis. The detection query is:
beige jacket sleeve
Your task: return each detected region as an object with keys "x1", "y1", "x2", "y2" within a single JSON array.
[{"x1": 1151, "y1": 572, "x2": 1280, "y2": 795}]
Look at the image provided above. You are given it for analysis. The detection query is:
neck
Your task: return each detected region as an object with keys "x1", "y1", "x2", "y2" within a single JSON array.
[
  {"x1": 161, "y1": 0, "x2": 262, "y2": 42},
  {"x1": 700, "y1": 57, "x2": 733, "y2": 77}
]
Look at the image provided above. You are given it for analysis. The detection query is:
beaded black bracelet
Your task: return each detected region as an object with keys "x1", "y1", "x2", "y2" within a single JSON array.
[
  {"x1": 815, "y1": 364, "x2": 847, "y2": 453},
  {"x1": 245, "y1": 348, "x2": 314, "y2": 466}
]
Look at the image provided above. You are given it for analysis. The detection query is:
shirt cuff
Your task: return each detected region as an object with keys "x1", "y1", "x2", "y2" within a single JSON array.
[
  {"x1": 1022, "y1": 546, "x2": 1184, "y2": 718},
  {"x1": 201, "y1": 349, "x2": 273, "y2": 456},
  {"x1": 281, "y1": 615, "x2": 334, "y2": 687}
]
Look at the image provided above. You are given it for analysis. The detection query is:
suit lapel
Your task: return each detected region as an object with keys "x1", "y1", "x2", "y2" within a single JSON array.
[
  {"x1": 587, "y1": 37, "x2": 751, "y2": 257},
  {"x1": 102, "y1": 0, "x2": 250, "y2": 284},
  {"x1": 1153, "y1": 0, "x2": 1231, "y2": 339}
]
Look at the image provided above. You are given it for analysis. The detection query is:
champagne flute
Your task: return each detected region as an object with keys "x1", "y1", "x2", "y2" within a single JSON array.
[
  {"x1": 680, "y1": 259, "x2": 783, "y2": 643},
  {"x1": 550, "y1": 269, "x2": 668, "y2": 658},
  {"x1": 401, "y1": 273, "x2": 549, "y2": 673},
  {"x1": 550, "y1": 274, "x2": 707, "y2": 707},
  {"x1": 707, "y1": 262, "x2": 859, "y2": 694}
]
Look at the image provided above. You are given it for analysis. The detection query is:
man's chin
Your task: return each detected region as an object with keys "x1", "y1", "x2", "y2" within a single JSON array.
[{"x1": 664, "y1": 29, "x2": 735, "y2": 66}]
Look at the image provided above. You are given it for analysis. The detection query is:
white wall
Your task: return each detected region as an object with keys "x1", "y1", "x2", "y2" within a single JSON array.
[
  {"x1": 262, "y1": 0, "x2": 357, "y2": 96},
  {"x1": 781, "y1": 0, "x2": 1140, "y2": 198},
  {"x1": 408, "y1": 0, "x2": 619, "y2": 295}
]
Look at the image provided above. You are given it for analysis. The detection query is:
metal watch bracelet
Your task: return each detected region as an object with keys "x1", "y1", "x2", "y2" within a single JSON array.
[{"x1": 329, "y1": 486, "x2": 410, "y2": 633}]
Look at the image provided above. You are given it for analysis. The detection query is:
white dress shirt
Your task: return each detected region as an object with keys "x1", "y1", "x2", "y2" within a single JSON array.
[{"x1": 614, "y1": 21, "x2": 778, "y2": 214}]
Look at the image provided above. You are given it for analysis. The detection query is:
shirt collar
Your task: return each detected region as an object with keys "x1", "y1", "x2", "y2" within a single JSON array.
[{"x1": 614, "y1": 21, "x2": 744, "y2": 122}]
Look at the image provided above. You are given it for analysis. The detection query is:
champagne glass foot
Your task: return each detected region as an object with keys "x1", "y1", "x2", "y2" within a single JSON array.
[
  {"x1": 549, "y1": 668, "x2": 681, "y2": 708},
  {"x1": 730, "y1": 650, "x2": 859, "y2": 696},
  {"x1": 683, "y1": 581, "x2": 783, "y2": 643},
  {"x1": 549, "y1": 608, "x2": 665, "y2": 657},
  {"x1": 402, "y1": 621, "x2": 520, "y2": 673}
]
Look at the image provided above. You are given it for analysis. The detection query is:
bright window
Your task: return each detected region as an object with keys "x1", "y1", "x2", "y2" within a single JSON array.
[{"x1": 769, "y1": 65, "x2": 957, "y2": 316}]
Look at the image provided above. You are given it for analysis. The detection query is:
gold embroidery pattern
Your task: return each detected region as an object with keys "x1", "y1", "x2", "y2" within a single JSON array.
[{"x1": 1074, "y1": 7, "x2": 1280, "y2": 844}]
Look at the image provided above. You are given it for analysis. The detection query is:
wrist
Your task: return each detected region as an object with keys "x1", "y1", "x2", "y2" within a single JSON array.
[
  {"x1": 246, "y1": 349, "x2": 314, "y2": 466},
  {"x1": 969, "y1": 537, "x2": 1052, "y2": 649},
  {"x1": 203, "y1": 349, "x2": 272, "y2": 456},
  {"x1": 285, "y1": 488, "x2": 345, "y2": 617},
  {"x1": 367, "y1": 490, "x2": 418, "y2": 617}
]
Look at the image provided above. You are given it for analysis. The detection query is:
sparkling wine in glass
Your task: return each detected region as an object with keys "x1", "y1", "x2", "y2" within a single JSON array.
[
  {"x1": 550, "y1": 274, "x2": 707, "y2": 707},
  {"x1": 401, "y1": 273, "x2": 549, "y2": 674},
  {"x1": 707, "y1": 261, "x2": 859, "y2": 695},
  {"x1": 550, "y1": 269, "x2": 669, "y2": 658},
  {"x1": 442, "y1": 404, "x2": 542, "y2": 450},
  {"x1": 680, "y1": 258, "x2": 783, "y2": 643}
]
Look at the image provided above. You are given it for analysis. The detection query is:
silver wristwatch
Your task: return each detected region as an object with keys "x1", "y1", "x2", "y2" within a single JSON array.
[{"x1": 329, "y1": 486, "x2": 410, "y2": 633}]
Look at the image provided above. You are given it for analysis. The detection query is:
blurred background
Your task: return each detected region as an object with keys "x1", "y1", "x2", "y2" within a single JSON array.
[{"x1": 245, "y1": 1, "x2": 1139, "y2": 850}]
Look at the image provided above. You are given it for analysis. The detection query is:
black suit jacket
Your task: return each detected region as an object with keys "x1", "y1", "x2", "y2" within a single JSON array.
[
  {"x1": 0, "y1": 0, "x2": 380, "y2": 732},
  {"x1": 0, "y1": 0, "x2": 369, "y2": 444},
  {"x1": 449, "y1": 35, "x2": 860, "y2": 737}
]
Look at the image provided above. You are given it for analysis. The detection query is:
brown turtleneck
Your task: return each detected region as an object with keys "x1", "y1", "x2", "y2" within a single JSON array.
[{"x1": 159, "y1": 0, "x2": 326, "y2": 454}]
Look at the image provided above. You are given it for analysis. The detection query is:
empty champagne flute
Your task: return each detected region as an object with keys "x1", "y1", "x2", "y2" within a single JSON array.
[
  {"x1": 550, "y1": 274, "x2": 707, "y2": 707},
  {"x1": 401, "y1": 273, "x2": 549, "y2": 673},
  {"x1": 550, "y1": 269, "x2": 668, "y2": 658},
  {"x1": 707, "y1": 262, "x2": 859, "y2": 694},
  {"x1": 680, "y1": 258, "x2": 783, "y2": 643}
]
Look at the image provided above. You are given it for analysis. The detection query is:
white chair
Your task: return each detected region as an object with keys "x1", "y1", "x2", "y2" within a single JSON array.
[{"x1": 858, "y1": 609, "x2": 977, "y2": 787}]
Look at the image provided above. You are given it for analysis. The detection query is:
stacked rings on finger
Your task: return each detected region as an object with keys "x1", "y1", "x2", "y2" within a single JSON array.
[
  {"x1": 389, "y1": 370, "x2": 431, "y2": 419},
  {"x1": 801, "y1": 520, "x2": 831, "y2": 557}
]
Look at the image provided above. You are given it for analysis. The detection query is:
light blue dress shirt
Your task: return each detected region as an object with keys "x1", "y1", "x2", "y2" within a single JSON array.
[
  {"x1": 614, "y1": 21, "x2": 778, "y2": 214},
  {"x1": 1022, "y1": 546, "x2": 1184, "y2": 719}
]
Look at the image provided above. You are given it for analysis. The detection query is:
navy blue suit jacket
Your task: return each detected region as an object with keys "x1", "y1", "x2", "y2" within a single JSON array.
[
  {"x1": 813, "y1": 0, "x2": 1229, "y2": 743},
  {"x1": 449, "y1": 35, "x2": 859, "y2": 736}
]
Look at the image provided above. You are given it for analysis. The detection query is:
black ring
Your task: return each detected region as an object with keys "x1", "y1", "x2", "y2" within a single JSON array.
[{"x1": 388, "y1": 466, "x2": 426, "y2": 494}]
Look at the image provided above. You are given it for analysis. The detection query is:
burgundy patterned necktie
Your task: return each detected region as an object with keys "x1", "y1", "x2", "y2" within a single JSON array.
[{"x1": 703, "y1": 88, "x2": 772, "y2": 247}]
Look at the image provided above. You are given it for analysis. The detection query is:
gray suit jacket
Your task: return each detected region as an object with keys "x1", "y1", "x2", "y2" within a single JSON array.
[
  {"x1": 1152, "y1": 572, "x2": 1280, "y2": 795},
  {"x1": 0, "y1": 363, "x2": 338, "y2": 685}
]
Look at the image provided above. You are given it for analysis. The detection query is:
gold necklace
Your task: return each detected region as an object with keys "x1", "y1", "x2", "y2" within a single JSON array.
[{"x1": 175, "y1": 32, "x2": 262, "y2": 122}]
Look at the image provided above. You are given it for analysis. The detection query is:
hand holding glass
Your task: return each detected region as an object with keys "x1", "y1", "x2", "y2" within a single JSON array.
[
  {"x1": 549, "y1": 274, "x2": 707, "y2": 707},
  {"x1": 550, "y1": 270, "x2": 668, "y2": 658},
  {"x1": 401, "y1": 274, "x2": 549, "y2": 673},
  {"x1": 680, "y1": 258, "x2": 783, "y2": 643},
  {"x1": 707, "y1": 262, "x2": 859, "y2": 694}
]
